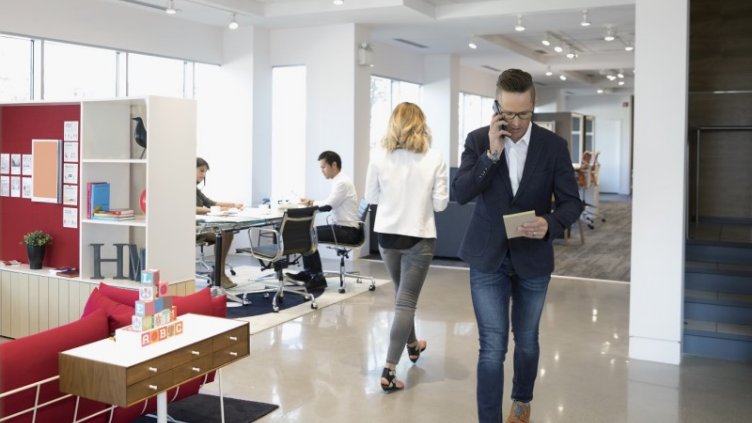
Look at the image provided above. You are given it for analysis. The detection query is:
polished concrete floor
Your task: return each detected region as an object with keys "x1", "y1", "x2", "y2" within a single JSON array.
[{"x1": 202, "y1": 259, "x2": 752, "y2": 423}]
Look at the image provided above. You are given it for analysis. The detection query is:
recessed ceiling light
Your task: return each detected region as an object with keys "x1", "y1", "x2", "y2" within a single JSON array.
[
  {"x1": 554, "y1": 44, "x2": 563, "y2": 53},
  {"x1": 468, "y1": 40, "x2": 478, "y2": 49},
  {"x1": 581, "y1": 9, "x2": 591, "y2": 27},
  {"x1": 618, "y1": 81, "x2": 625, "y2": 86},
  {"x1": 559, "y1": 74, "x2": 567, "y2": 81},
  {"x1": 597, "y1": 89, "x2": 604, "y2": 94},
  {"x1": 333, "y1": 0, "x2": 344, "y2": 5},
  {"x1": 165, "y1": 0, "x2": 177, "y2": 15}
]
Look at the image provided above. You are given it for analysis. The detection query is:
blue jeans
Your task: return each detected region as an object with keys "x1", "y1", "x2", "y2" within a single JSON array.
[{"x1": 470, "y1": 254, "x2": 550, "y2": 423}]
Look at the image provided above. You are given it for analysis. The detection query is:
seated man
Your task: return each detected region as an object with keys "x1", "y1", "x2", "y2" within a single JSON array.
[
  {"x1": 289, "y1": 150, "x2": 359, "y2": 290},
  {"x1": 196, "y1": 157, "x2": 244, "y2": 289}
]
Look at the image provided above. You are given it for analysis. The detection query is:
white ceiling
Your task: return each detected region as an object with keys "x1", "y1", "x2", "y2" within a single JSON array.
[{"x1": 111, "y1": 0, "x2": 636, "y2": 93}]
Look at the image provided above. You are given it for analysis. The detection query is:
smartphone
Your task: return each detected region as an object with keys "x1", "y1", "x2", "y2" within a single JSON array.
[
  {"x1": 493, "y1": 100, "x2": 506, "y2": 130},
  {"x1": 492, "y1": 100, "x2": 502, "y2": 115}
]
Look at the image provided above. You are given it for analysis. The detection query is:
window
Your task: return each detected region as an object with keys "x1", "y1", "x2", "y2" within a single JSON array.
[
  {"x1": 370, "y1": 76, "x2": 421, "y2": 146},
  {"x1": 43, "y1": 41, "x2": 117, "y2": 99},
  {"x1": 458, "y1": 92, "x2": 495, "y2": 163},
  {"x1": 127, "y1": 54, "x2": 187, "y2": 97},
  {"x1": 0, "y1": 35, "x2": 32, "y2": 101},
  {"x1": 271, "y1": 66, "x2": 306, "y2": 203}
]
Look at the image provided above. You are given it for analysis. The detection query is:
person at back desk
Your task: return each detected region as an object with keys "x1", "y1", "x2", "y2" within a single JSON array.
[
  {"x1": 288, "y1": 150, "x2": 359, "y2": 291},
  {"x1": 196, "y1": 157, "x2": 244, "y2": 290}
]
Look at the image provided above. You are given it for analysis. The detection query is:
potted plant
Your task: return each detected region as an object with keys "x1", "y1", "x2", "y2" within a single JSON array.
[{"x1": 21, "y1": 230, "x2": 53, "y2": 269}]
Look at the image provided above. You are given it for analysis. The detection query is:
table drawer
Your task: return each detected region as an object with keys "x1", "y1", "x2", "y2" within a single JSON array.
[
  {"x1": 126, "y1": 353, "x2": 177, "y2": 385},
  {"x1": 213, "y1": 342, "x2": 249, "y2": 368},
  {"x1": 126, "y1": 370, "x2": 174, "y2": 405},
  {"x1": 173, "y1": 356, "x2": 213, "y2": 384},
  {"x1": 171, "y1": 338, "x2": 214, "y2": 365},
  {"x1": 213, "y1": 326, "x2": 248, "y2": 352}
]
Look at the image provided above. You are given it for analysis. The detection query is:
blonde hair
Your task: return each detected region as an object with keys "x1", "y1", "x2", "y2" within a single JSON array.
[{"x1": 381, "y1": 102, "x2": 431, "y2": 153}]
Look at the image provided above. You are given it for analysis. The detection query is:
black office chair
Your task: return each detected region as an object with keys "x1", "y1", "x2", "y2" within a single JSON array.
[
  {"x1": 319, "y1": 199, "x2": 376, "y2": 294},
  {"x1": 236, "y1": 206, "x2": 319, "y2": 312}
]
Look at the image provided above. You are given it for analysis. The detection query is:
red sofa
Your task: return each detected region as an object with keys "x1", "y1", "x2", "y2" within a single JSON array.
[{"x1": 0, "y1": 284, "x2": 227, "y2": 423}]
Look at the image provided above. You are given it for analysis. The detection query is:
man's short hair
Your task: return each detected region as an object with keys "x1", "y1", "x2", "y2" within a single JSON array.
[
  {"x1": 318, "y1": 150, "x2": 342, "y2": 170},
  {"x1": 496, "y1": 68, "x2": 536, "y2": 104}
]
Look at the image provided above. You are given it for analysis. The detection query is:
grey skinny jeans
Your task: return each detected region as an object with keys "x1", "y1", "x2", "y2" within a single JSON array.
[{"x1": 379, "y1": 238, "x2": 436, "y2": 365}]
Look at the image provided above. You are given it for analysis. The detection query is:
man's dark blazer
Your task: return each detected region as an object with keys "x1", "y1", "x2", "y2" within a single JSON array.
[{"x1": 452, "y1": 123, "x2": 583, "y2": 278}]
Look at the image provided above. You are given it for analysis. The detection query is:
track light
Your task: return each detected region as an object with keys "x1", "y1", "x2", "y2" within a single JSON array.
[
  {"x1": 541, "y1": 33, "x2": 550, "y2": 46},
  {"x1": 165, "y1": 0, "x2": 176, "y2": 15},
  {"x1": 514, "y1": 15, "x2": 526, "y2": 32},
  {"x1": 597, "y1": 89, "x2": 604, "y2": 94},
  {"x1": 559, "y1": 74, "x2": 567, "y2": 81},
  {"x1": 468, "y1": 40, "x2": 478, "y2": 49},
  {"x1": 581, "y1": 9, "x2": 591, "y2": 27},
  {"x1": 333, "y1": 0, "x2": 344, "y2": 5},
  {"x1": 604, "y1": 27, "x2": 615, "y2": 42},
  {"x1": 228, "y1": 13, "x2": 239, "y2": 30},
  {"x1": 566, "y1": 46, "x2": 577, "y2": 59},
  {"x1": 545, "y1": 66, "x2": 553, "y2": 76},
  {"x1": 617, "y1": 80, "x2": 625, "y2": 86},
  {"x1": 625, "y1": 44, "x2": 634, "y2": 51},
  {"x1": 553, "y1": 43, "x2": 563, "y2": 53},
  {"x1": 617, "y1": 71, "x2": 624, "y2": 79}
]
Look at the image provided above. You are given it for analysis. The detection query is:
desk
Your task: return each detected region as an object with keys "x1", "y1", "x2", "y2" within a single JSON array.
[
  {"x1": 59, "y1": 314, "x2": 249, "y2": 423},
  {"x1": 196, "y1": 208, "x2": 283, "y2": 293}
]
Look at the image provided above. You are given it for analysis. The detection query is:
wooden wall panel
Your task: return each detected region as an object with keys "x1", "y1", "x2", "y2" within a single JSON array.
[
  {"x1": 38, "y1": 276, "x2": 49, "y2": 332},
  {"x1": 1, "y1": 271, "x2": 10, "y2": 337},
  {"x1": 10, "y1": 272, "x2": 29, "y2": 338},
  {"x1": 48, "y1": 276, "x2": 59, "y2": 329},
  {"x1": 28, "y1": 275, "x2": 39, "y2": 334}
]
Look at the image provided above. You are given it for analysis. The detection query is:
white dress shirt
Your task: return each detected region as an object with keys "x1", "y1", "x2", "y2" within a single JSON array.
[
  {"x1": 504, "y1": 121, "x2": 532, "y2": 196},
  {"x1": 365, "y1": 147, "x2": 448, "y2": 238},
  {"x1": 313, "y1": 172, "x2": 359, "y2": 228}
]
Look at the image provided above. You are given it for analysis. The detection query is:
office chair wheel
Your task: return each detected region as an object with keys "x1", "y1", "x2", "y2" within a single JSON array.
[
  {"x1": 369, "y1": 284, "x2": 376, "y2": 291},
  {"x1": 272, "y1": 305, "x2": 280, "y2": 313},
  {"x1": 230, "y1": 269, "x2": 236, "y2": 276},
  {"x1": 310, "y1": 302, "x2": 318, "y2": 310},
  {"x1": 338, "y1": 288, "x2": 346, "y2": 294}
]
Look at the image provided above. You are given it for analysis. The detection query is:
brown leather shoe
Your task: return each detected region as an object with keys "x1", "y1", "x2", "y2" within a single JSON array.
[{"x1": 506, "y1": 401, "x2": 530, "y2": 423}]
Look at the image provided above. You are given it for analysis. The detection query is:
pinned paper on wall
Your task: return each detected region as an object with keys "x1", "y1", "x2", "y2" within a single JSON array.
[
  {"x1": 22, "y1": 177, "x2": 32, "y2": 198},
  {"x1": 64, "y1": 121, "x2": 79, "y2": 142},
  {"x1": 63, "y1": 207, "x2": 78, "y2": 228},
  {"x1": 63, "y1": 142, "x2": 78, "y2": 162},
  {"x1": 0, "y1": 154, "x2": 9, "y2": 174},
  {"x1": 10, "y1": 154, "x2": 21, "y2": 175},
  {"x1": 0, "y1": 176, "x2": 8, "y2": 196},
  {"x1": 22, "y1": 154, "x2": 32, "y2": 175},
  {"x1": 63, "y1": 163, "x2": 78, "y2": 184},
  {"x1": 63, "y1": 184, "x2": 77, "y2": 205},
  {"x1": 10, "y1": 176, "x2": 21, "y2": 197}
]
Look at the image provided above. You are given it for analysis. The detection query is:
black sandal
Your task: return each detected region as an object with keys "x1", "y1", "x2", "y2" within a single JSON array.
[
  {"x1": 406, "y1": 340, "x2": 427, "y2": 363},
  {"x1": 380, "y1": 368, "x2": 404, "y2": 392}
]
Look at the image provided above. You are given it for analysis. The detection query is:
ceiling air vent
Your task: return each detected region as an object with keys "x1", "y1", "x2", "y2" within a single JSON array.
[
  {"x1": 393, "y1": 38, "x2": 428, "y2": 49},
  {"x1": 534, "y1": 49, "x2": 547, "y2": 54},
  {"x1": 482, "y1": 65, "x2": 501, "y2": 72}
]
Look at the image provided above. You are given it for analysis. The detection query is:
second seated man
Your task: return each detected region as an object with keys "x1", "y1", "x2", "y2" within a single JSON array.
[{"x1": 288, "y1": 150, "x2": 359, "y2": 290}]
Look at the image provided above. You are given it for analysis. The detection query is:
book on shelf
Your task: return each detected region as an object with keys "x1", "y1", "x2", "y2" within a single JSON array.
[
  {"x1": 86, "y1": 182, "x2": 110, "y2": 219},
  {"x1": 91, "y1": 214, "x2": 135, "y2": 221},
  {"x1": 93, "y1": 208, "x2": 135, "y2": 217}
]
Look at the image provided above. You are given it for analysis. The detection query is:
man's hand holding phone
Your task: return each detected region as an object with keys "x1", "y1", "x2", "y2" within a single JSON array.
[{"x1": 487, "y1": 100, "x2": 508, "y2": 161}]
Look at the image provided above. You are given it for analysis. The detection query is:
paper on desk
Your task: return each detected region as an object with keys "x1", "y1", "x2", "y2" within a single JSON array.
[{"x1": 503, "y1": 210, "x2": 536, "y2": 238}]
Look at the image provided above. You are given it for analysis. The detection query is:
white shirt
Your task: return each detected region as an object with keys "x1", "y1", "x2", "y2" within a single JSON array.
[
  {"x1": 365, "y1": 147, "x2": 448, "y2": 238},
  {"x1": 314, "y1": 172, "x2": 359, "y2": 228},
  {"x1": 504, "y1": 121, "x2": 532, "y2": 196}
]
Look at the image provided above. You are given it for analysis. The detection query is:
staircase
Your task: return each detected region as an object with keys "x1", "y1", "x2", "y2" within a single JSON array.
[{"x1": 683, "y1": 239, "x2": 752, "y2": 362}]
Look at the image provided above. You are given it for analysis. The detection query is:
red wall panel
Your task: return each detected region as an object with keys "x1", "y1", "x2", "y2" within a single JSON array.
[{"x1": 0, "y1": 104, "x2": 80, "y2": 269}]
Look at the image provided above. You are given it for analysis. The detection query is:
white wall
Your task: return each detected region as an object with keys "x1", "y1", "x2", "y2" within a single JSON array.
[
  {"x1": 629, "y1": 0, "x2": 688, "y2": 365},
  {"x1": 566, "y1": 94, "x2": 633, "y2": 195},
  {"x1": 458, "y1": 66, "x2": 498, "y2": 97},
  {"x1": 370, "y1": 41, "x2": 425, "y2": 85},
  {"x1": 0, "y1": 0, "x2": 223, "y2": 64}
]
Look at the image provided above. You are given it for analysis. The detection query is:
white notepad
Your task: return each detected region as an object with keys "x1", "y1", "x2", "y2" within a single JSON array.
[{"x1": 503, "y1": 210, "x2": 536, "y2": 238}]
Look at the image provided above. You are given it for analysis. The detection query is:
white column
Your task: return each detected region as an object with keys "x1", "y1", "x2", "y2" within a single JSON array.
[
  {"x1": 629, "y1": 0, "x2": 689, "y2": 365},
  {"x1": 422, "y1": 55, "x2": 460, "y2": 166}
]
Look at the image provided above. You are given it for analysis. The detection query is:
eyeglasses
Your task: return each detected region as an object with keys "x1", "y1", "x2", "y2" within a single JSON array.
[{"x1": 499, "y1": 111, "x2": 533, "y2": 120}]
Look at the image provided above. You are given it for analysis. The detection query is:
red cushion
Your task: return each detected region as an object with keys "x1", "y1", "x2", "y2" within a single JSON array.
[
  {"x1": 82, "y1": 288, "x2": 135, "y2": 334},
  {"x1": 173, "y1": 288, "x2": 213, "y2": 316},
  {"x1": 98, "y1": 282, "x2": 139, "y2": 305},
  {"x1": 0, "y1": 309, "x2": 111, "y2": 422},
  {"x1": 211, "y1": 294, "x2": 227, "y2": 317}
]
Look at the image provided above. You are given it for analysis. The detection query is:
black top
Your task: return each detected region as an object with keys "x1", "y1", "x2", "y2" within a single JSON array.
[
  {"x1": 196, "y1": 188, "x2": 216, "y2": 208},
  {"x1": 377, "y1": 233, "x2": 424, "y2": 250}
]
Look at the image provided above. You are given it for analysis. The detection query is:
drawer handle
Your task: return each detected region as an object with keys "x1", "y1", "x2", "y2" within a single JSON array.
[
  {"x1": 229, "y1": 351, "x2": 238, "y2": 357},
  {"x1": 148, "y1": 367, "x2": 158, "y2": 373},
  {"x1": 229, "y1": 336, "x2": 238, "y2": 341},
  {"x1": 191, "y1": 350, "x2": 200, "y2": 356},
  {"x1": 148, "y1": 385, "x2": 158, "y2": 391},
  {"x1": 192, "y1": 367, "x2": 201, "y2": 373}
]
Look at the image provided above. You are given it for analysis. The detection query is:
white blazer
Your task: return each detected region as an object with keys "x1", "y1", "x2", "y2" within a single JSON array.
[{"x1": 365, "y1": 147, "x2": 448, "y2": 239}]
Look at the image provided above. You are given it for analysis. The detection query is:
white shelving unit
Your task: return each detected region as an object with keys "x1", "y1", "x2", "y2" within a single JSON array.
[{"x1": 79, "y1": 96, "x2": 196, "y2": 285}]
